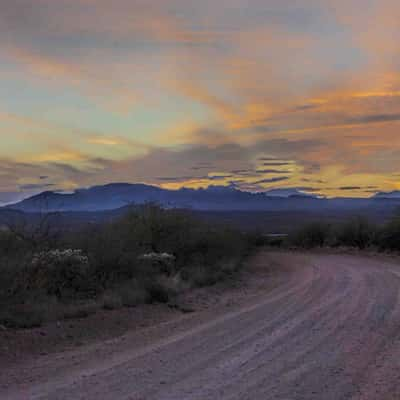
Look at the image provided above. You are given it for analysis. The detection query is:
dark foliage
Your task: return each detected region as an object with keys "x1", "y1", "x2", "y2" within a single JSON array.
[
  {"x1": 335, "y1": 217, "x2": 376, "y2": 249},
  {"x1": 379, "y1": 210, "x2": 400, "y2": 251},
  {"x1": 289, "y1": 222, "x2": 332, "y2": 248},
  {"x1": 0, "y1": 205, "x2": 252, "y2": 328},
  {"x1": 289, "y1": 211, "x2": 400, "y2": 251}
]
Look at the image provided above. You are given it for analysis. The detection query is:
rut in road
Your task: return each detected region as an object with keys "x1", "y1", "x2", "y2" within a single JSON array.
[{"x1": 3, "y1": 252, "x2": 400, "y2": 400}]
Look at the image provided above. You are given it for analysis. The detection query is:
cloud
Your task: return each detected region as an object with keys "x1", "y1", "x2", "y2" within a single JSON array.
[
  {"x1": 262, "y1": 162, "x2": 293, "y2": 166},
  {"x1": 19, "y1": 183, "x2": 55, "y2": 190},
  {"x1": 3, "y1": 48, "x2": 138, "y2": 113},
  {"x1": 1, "y1": 0, "x2": 400, "y2": 197},
  {"x1": 256, "y1": 169, "x2": 291, "y2": 174},
  {"x1": 87, "y1": 137, "x2": 125, "y2": 146},
  {"x1": 338, "y1": 186, "x2": 362, "y2": 191},
  {"x1": 253, "y1": 176, "x2": 290, "y2": 184},
  {"x1": 292, "y1": 104, "x2": 321, "y2": 112},
  {"x1": 230, "y1": 169, "x2": 254, "y2": 175},
  {"x1": 156, "y1": 176, "x2": 203, "y2": 182},
  {"x1": 347, "y1": 113, "x2": 400, "y2": 125},
  {"x1": 208, "y1": 174, "x2": 233, "y2": 181}
]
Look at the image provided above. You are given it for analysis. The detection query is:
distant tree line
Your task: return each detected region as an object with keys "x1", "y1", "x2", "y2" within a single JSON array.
[{"x1": 286, "y1": 209, "x2": 400, "y2": 251}]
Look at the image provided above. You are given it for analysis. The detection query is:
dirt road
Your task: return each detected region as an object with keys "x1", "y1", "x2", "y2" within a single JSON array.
[{"x1": 2, "y1": 251, "x2": 400, "y2": 399}]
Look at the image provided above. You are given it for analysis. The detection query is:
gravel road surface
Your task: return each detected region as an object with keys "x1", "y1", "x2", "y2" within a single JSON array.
[{"x1": 2, "y1": 251, "x2": 400, "y2": 399}]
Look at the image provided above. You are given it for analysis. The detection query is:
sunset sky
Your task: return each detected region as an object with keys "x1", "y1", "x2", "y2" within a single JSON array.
[{"x1": 1, "y1": 0, "x2": 399, "y2": 203}]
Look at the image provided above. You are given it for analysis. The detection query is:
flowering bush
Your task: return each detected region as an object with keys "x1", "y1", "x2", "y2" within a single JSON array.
[
  {"x1": 21, "y1": 249, "x2": 92, "y2": 298},
  {"x1": 31, "y1": 249, "x2": 89, "y2": 267}
]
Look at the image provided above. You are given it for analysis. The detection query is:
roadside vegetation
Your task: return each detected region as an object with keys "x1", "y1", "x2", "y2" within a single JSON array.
[
  {"x1": 0, "y1": 205, "x2": 254, "y2": 329},
  {"x1": 287, "y1": 210, "x2": 400, "y2": 251}
]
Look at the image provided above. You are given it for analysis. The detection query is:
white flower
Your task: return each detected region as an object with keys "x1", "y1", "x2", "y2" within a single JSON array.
[
  {"x1": 139, "y1": 252, "x2": 175, "y2": 262},
  {"x1": 32, "y1": 249, "x2": 89, "y2": 266}
]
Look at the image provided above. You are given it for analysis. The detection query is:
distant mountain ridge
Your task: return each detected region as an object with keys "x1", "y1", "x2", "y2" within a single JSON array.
[
  {"x1": 373, "y1": 190, "x2": 400, "y2": 199},
  {"x1": 5, "y1": 183, "x2": 400, "y2": 213}
]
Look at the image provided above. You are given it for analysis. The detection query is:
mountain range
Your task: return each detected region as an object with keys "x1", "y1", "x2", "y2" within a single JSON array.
[{"x1": 4, "y1": 183, "x2": 400, "y2": 213}]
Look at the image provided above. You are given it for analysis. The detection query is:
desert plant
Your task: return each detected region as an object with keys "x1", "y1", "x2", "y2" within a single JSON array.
[
  {"x1": 0, "y1": 306, "x2": 44, "y2": 329},
  {"x1": 63, "y1": 301, "x2": 98, "y2": 319},
  {"x1": 0, "y1": 205, "x2": 252, "y2": 328},
  {"x1": 102, "y1": 293, "x2": 123, "y2": 310},
  {"x1": 290, "y1": 222, "x2": 331, "y2": 248},
  {"x1": 379, "y1": 213, "x2": 400, "y2": 251},
  {"x1": 19, "y1": 249, "x2": 92, "y2": 298},
  {"x1": 336, "y1": 217, "x2": 376, "y2": 249},
  {"x1": 117, "y1": 281, "x2": 149, "y2": 307}
]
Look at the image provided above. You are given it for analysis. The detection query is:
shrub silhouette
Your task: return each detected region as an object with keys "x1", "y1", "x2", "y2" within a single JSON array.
[
  {"x1": 289, "y1": 212, "x2": 400, "y2": 251},
  {"x1": 380, "y1": 211, "x2": 400, "y2": 251},
  {"x1": 290, "y1": 222, "x2": 331, "y2": 248},
  {"x1": 335, "y1": 217, "x2": 376, "y2": 249}
]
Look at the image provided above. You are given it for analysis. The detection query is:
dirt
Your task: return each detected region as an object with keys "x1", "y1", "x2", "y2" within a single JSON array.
[{"x1": 1, "y1": 250, "x2": 400, "y2": 399}]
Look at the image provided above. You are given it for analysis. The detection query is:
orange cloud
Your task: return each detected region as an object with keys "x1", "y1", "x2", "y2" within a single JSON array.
[
  {"x1": 4, "y1": 47, "x2": 137, "y2": 113},
  {"x1": 1, "y1": 0, "x2": 400, "y2": 197}
]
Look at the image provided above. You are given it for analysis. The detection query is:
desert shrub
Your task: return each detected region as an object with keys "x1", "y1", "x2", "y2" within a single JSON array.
[
  {"x1": 138, "y1": 252, "x2": 176, "y2": 276},
  {"x1": 0, "y1": 204, "x2": 252, "y2": 328},
  {"x1": 156, "y1": 273, "x2": 187, "y2": 297},
  {"x1": 117, "y1": 281, "x2": 149, "y2": 307},
  {"x1": 379, "y1": 213, "x2": 400, "y2": 251},
  {"x1": 0, "y1": 303, "x2": 45, "y2": 329},
  {"x1": 145, "y1": 281, "x2": 170, "y2": 303},
  {"x1": 17, "y1": 249, "x2": 93, "y2": 298},
  {"x1": 183, "y1": 265, "x2": 221, "y2": 287},
  {"x1": 0, "y1": 257, "x2": 27, "y2": 300},
  {"x1": 0, "y1": 230, "x2": 31, "y2": 256},
  {"x1": 73, "y1": 224, "x2": 136, "y2": 286},
  {"x1": 72, "y1": 205, "x2": 249, "y2": 288},
  {"x1": 287, "y1": 213, "x2": 400, "y2": 251},
  {"x1": 246, "y1": 231, "x2": 271, "y2": 247},
  {"x1": 63, "y1": 301, "x2": 98, "y2": 319},
  {"x1": 102, "y1": 293, "x2": 123, "y2": 310},
  {"x1": 335, "y1": 217, "x2": 376, "y2": 249},
  {"x1": 143, "y1": 271, "x2": 186, "y2": 304},
  {"x1": 0, "y1": 231, "x2": 34, "y2": 302},
  {"x1": 290, "y1": 222, "x2": 331, "y2": 248}
]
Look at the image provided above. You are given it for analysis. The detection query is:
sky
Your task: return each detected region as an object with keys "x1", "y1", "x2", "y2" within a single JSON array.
[{"x1": 0, "y1": 0, "x2": 399, "y2": 203}]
